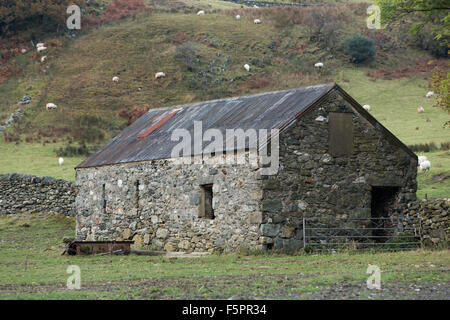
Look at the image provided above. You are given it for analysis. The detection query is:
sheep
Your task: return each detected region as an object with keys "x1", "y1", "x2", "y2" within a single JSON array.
[
  {"x1": 58, "y1": 157, "x2": 64, "y2": 166},
  {"x1": 244, "y1": 64, "x2": 250, "y2": 72},
  {"x1": 37, "y1": 46, "x2": 47, "y2": 53},
  {"x1": 418, "y1": 155, "x2": 428, "y2": 164},
  {"x1": 197, "y1": 10, "x2": 205, "y2": 16},
  {"x1": 236, "y1": 15, "x2": 241, "y2": 20},
  {"x1": 417, "y1": 106, "x2": 424, "y2": 113},
  {"x1": 362, "y1": 104, "x2": 371, "y2": 111},
  {"x1": 419, "y1": 160, "x2": 431, "y2": 171},
  {"x1": 254, "y1": 19, "x2": 261, "y2": 24},
  {"x1": 155, "y1": 72, "x2": 166, "y2": 79},
  {"x1": 40, "y1": 56, "x2": 47, "y2": 63},
  {"x1": 112, "y1": 76, "x2": 119, "y2": 82},
  {"x1": 46, "y1": 103, "x2": 57, "y2": 111},
  {"x1": 314, "y1": 62, "x2": 324, "y2": 68},
  {"x1": 426, "y1": 91, "x2": 434, "y2": 98}
]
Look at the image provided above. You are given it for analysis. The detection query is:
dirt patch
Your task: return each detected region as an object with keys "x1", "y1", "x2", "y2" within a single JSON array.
[
  {"x1": 366, "y1": 59, "x2": 448, "y2": 80},
  {"x1": 432, "y1": 174, "x2": 450, "y2": 183}
]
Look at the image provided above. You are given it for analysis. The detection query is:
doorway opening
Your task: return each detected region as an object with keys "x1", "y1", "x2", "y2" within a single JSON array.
[{"x1": 371, "y1": 186, "x2": 400, "y2": 242}]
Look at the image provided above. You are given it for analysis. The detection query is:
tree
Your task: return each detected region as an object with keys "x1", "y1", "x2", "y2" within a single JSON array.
[
  {"x1": 375, "y1": 0, "x2": 449, "y2": 38},
  {"x1": 343, "y1": 34, "x2": 376, "y2": 63}
]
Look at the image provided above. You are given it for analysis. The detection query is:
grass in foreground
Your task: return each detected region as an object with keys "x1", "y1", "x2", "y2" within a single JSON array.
[{"x1": 0, "y1": 213, "x2": 448, "y2": 299}]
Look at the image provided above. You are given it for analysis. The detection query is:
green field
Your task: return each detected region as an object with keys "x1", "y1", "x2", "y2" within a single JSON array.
[{"x1": 0, "y1": 213, "x2": 448, "y2": 299}]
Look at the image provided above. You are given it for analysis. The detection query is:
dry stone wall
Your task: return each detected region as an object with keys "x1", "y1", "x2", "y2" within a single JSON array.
[
  {"x1": 402, "y1": 199, "x2": 449, "y2": 247},
  {"x1": 0, "y1": 173, "x2": 76, "y2": 216}
]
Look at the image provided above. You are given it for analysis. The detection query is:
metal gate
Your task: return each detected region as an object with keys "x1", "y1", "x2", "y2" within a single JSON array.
[{"x1": 302, "y1": 216, "x2": 422, "y2": 252}]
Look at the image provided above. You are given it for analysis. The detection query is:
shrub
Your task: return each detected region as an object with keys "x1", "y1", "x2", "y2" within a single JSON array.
[
  {"x1": 408, "y1": 142, "x2": 438, "y2": 153},
  {"x1": 175, "y1": 42, "x2": 198, "y2": 72},
  {"x1": 118, "y1": 105, "x2": 150, "y2": 125},
  {"x1": 343, "y1": 34, "x2": 376, "y2": 63},
  {"x1": 54, "y1": 142, "x2": 96, "y2": 157}
]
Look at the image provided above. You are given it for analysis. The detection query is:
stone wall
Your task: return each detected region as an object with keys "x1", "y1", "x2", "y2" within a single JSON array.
[
  {"x1": 258, "y1": 90, "x2": 418, "y2": 250},
  {"x1": 75, "y1": 155, "x2": 263, "y2": 252},
  {"x1": 0, "y1": 173, "x2": 76, "y2": 216},
  {"x1": 402, "y1": 198, "x2": 450, "y2": 247}
]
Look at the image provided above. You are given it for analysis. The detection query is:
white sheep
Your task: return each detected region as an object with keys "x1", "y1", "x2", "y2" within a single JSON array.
[
  {"x1": 37, "y1": 46, "x2": 47, "y2": 53},
  {"x1": 236, "y1": 15, "x2": 241, "y2": 20},
  {"x1": 417, "y1": 106, "x2": 424, "y2": 113},
  {"x1": 426, "y1": 91, "x2": 434, "y2": 98},
  {"x1": 41, "y1": 56, "x2": 47, "y2": 63},
  {"x1": 197, "y1": 10, "x2": 205, "y2": 16},
  {"x1": 58, "y1": 157, "x2": 64, "y2": 166},
  {"x1": 155, "y1": 72, "x2": 166, "y2": 79},
  {"x1": 419, "y1": 160, "x2": 431, "y2": 171},
  {"x1": 418, "y1": 155, "x2": 427, "y2": 163},
  {"x1": 314, "y1": 62, "x2": 324, "y2": 68},
  {"x1": 112, "y1": 76, "x2": 119, "y2": 82},
  {"x1": 362, "y1": 104, "x2": 371, "y2": 111},
  {"x1": 46, "y1": 103, "x2": 57, "y2": 111},
  {"x1": 254, "y1": 19, "x2": 261, "y2": 24},
  {"x1": 244, "y1": 64, "x2": 250, "y2": 72}
]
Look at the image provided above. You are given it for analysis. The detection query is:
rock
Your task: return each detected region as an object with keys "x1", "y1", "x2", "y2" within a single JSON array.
[
  {"x1": 122, "y1": 229, "x2": 132, "y2": 239},
  {"x1": 260, "y1": 224, "x2": 280, "y2": 237},
  {"x1": 279, "y1": 225, "x2": 295, "y2": 238},
  {"x1": 156, "y1": 228, "x2": 169, "y2": 239}
]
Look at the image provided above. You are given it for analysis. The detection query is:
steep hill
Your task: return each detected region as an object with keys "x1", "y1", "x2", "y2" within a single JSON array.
[{"x1": 0, "y1": 0, "x2": 448, "y2": 197}]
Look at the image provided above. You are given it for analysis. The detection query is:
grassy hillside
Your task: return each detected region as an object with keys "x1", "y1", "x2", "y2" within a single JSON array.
[
  {"x1": 0, "y1": 213, "x2": 448, "y2": 299},
  {"x1": 0, "y1": 1, "x2": 448, "y2": 197}
]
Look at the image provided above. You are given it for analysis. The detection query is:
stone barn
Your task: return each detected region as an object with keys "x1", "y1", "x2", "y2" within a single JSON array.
[{"x1": 75, "y1": 83, "x2": 418, "y2": 252}]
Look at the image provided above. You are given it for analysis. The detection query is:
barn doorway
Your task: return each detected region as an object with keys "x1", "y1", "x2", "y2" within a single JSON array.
[{"x1": 371, "y1": 186, "x2": 400, "y2": 242}]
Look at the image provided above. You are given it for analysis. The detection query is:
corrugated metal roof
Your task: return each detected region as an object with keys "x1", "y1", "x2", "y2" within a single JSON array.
[{"x1": 76, "y1": 83, "x2": 336, "y2": 168}]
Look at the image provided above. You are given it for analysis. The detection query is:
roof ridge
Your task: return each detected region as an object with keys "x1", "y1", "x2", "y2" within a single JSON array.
[{"x1": 147, "y1": 82, "x2": 336, "y2": 112}]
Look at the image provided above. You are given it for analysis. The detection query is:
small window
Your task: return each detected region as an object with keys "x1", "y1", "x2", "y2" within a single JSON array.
[
  {"x1": 199, "y1": 184, "x2": 214, "y2": 219},
  {"x1": 102, "y1": 184, "x2": 106, "y2": 212},
  {"x1": 328, "y1": 112, "x2": 353, "y2": 156},
  {"x1": 135, "y1": 180, "x2": 140, "y2": 209}
]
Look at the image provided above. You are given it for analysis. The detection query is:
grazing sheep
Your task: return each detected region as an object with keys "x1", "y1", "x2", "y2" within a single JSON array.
[
  {"x1": 254, "y1": 19, "x2": 261, "y2": 24},
  {"x1": 426, "y1": 91, "x2": 434, "y2": 98},
  {"x1": 197, "y1": 10, "x2": 205, "y2": 16},
  {"x1": 155, "y1": 72, "x2": 166, "y2": 79},
  {"x1": 112, "y1": 76, "x2": 119, "y2": 82},
  {"x1": 419, "y1": 160, "x2": 431, "y2": 171},
  {"x1": 244, "y1": 64, "x2": 250, "y2": 72},
  {"x1": 40, "y1": 56, "x2": 47, "y2": 63},
  {"x1": 362, "y1": 104, "x2": 371, "y2": 111},
  {"x1": 236, "y1": 15, "x2": 240, "y2": 20},
  {"x1": 314, "y1": 62, "x2": 324, "y2": 68},
  {"x1": 37, "y1": 46, "x2": 47, "y2": 53},
  {"x1": 418, "y1": 155, "x2": 428, "y2": 164},
  {"x1": 46, "y1": 103, "x2": 57, "y2": 111},
  {"x1": 417, "y1": 106, "x2": 424, "y2": 113},
  {"x1": 58, "y1": 157, "x2": 64, "y2": 166}
]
